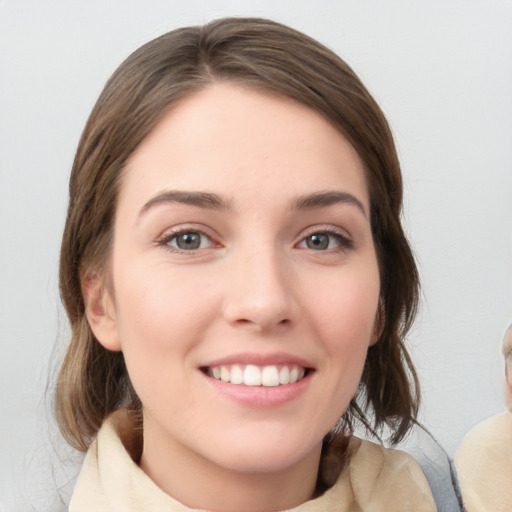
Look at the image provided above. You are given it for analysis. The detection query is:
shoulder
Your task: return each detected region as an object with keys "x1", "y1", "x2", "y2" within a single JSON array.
[
  {"x1": 458, "y1": 412, "x2": 511, "y2": 450},
  {"x1": 348, "y1": 437, "x2": 431, "y2": 484},
  {"x1": 345, "y1": 437, "x2": 437, "y2": 511},
  {"x1": 455, "y1": 413, "x2": 512, "y2": 512},
  {"x1": 456, "y1": 412, "x2": 512, "y2": 469}
]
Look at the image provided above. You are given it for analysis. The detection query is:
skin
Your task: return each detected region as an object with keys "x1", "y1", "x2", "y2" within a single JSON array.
[
  {"x1": 506, "y1": 359, "x2": 512, "y2": 412},
  {"x1": 504, "y1": 328, "x2": 512, "y2": 411},
  {"x1": 85, "y1": 83, "x2": 381, "y2": 511}
]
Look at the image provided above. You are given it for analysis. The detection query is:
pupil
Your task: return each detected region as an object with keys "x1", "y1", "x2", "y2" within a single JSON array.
[
  {"x1": 307, "y1": 233, "x2": 328, "y2": 250},
  {"x1": 177, "y1": 233, "x2": 200, "y2": 250}
]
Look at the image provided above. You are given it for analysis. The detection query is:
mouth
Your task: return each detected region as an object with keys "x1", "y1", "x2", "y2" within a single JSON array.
[{"x1": 201, "y1": 364, "x2": 312, "y2": 387}]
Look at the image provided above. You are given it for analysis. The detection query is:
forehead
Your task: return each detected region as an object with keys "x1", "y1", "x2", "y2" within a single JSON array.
[{"x1": 121, "y1": 83, "x2": 369, "y2": 213}]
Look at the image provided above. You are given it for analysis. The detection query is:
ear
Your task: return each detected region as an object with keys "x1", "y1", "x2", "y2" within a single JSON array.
[
  {"x1": 81, "y1": 269, "x2": 122, "y2": 352},
  {"x1": 369, "y1": 326, "x2": 380, "y2": 346},
  {"x1": 369, "y1": 302, "x2": 384, "y2": 346}
]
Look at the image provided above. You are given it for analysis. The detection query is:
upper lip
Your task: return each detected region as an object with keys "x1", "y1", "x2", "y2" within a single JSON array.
[{"x1": 200, "y1": 352, "x2": 315, "y2": 369}]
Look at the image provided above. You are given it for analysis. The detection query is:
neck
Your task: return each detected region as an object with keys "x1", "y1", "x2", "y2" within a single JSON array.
[{"x1": 140, "y1": 418, "x2": 322, "y2": 512}]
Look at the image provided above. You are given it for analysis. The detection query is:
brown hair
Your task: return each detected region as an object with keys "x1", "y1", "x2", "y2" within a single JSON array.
[{"x1": 56, "y1": 17, "x2": 420, "y2": 451}]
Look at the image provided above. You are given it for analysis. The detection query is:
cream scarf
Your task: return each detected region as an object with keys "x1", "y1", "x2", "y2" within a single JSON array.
[{"x1": 70, "y1": 409, "x2": 436, "y2": 511}]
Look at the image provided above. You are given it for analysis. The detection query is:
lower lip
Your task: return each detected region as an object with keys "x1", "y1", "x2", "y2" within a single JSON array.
[{"x1": 200, "y1": 371, "x2": 313, "y2": 408}]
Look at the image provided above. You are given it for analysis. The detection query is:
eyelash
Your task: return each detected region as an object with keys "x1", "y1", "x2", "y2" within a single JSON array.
[{"x1": 155, "y1": 226, "x2": 353, "y2": 254}]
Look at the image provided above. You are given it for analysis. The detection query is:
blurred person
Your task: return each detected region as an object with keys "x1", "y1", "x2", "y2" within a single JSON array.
[{"x1": 456, "y1": 323, "x2": 512, "y2": 512}]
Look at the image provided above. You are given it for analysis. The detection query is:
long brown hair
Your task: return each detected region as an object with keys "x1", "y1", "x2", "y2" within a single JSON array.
[{"x1": 56, "y1": 17, "x2": 420, "y2": 451}]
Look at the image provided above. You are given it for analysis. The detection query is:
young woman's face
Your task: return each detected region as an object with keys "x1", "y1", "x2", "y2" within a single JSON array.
[{"x1": 97, "y1": 84, "x2": 380, "y2": 481}]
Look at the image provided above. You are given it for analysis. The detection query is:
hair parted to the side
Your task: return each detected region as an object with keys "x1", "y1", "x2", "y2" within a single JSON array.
[{"x1": 56, "y1": 17, "x2": 420, "y2": 452}]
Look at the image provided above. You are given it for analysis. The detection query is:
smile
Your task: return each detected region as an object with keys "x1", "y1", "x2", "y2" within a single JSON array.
[{"x1": 204, "y1": 364, "x2": 309, "y2": 387}]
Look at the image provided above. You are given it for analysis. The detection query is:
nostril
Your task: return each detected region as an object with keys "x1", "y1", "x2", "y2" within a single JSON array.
[{"x1": 231, "y1": 317, "x2": 291, "y2": 330}]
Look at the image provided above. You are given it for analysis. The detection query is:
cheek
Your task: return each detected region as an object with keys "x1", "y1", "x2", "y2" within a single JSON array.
[
  {"x1": 307, "y1": 265, "x2": 380, "y2": 348},
  {"x1": 302, "y1": 268, "x2": 380, "y2": 429},
  {"x1": 110, "y1": 260, "x2": 219, "y2": 374},
  {"x1": 305, "y1": 261, "x2": 380, "y2": 412},
  {"x1": 111, "y1": 268, "x2": 221, "y2": 418}
]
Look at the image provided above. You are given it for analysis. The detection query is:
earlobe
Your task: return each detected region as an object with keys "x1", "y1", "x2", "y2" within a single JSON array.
[
  {"x1": 81, "y1": 269, "x2": 122, "y2": 352},
  {"x1": 369, "y1": 303, "x2": 384, "y2": 346},
  {"x1": 369, "y1": 328, "x2": 380, "y2": 346}
]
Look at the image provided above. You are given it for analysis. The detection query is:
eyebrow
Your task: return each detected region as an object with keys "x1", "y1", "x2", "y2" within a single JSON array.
[
  {"x1": 291, "y1": 191, "x2": 367, "y2": 217},
  {"x1": 138, "y1": 189, "x2": 367, "y2": 219},
  {"x1": 139, "y1": 190, "x2": 232, "y2": 217}
]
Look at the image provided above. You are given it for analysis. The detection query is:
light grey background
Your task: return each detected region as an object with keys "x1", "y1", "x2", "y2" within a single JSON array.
[{"x1": 1, "y1": 1, "x2": 511, "y2": 510}]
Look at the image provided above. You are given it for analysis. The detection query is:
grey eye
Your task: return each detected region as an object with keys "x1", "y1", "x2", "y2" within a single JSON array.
[
  {"x1": 169, "y1": 232, "x2": 210, "y2": 251},
  {"x1": 305, "y1": 233, "x2": 330, "y2": 250},
  {"x1": 299, "y1": 231, "x2": 350, "y2": 251}
]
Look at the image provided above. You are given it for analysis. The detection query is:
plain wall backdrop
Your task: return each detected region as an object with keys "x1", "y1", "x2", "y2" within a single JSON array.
[{"x1": 1, "y1": 1, "x2": 511, "y2": 510}]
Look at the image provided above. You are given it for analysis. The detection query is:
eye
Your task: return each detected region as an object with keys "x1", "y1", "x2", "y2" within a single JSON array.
[
  {"x1": 161, "y1": 230, "x2": 214, "y2": 252},
  {"x1": 299, "y1": 231, "x2": 352, "y2": 251}
]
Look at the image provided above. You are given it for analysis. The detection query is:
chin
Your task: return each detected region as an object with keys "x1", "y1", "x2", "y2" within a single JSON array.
[
  {"x1": 204, "y1": 428, "x2": 322, "y2": 475},
  {"x1": 214, "y1": 450, "x2": 310, "y2": 475}
]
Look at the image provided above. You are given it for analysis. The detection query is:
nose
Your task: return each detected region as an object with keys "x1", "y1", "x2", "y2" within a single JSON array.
[{"x1": 222, "y1": 244, "x2": 297, "y2": 333}]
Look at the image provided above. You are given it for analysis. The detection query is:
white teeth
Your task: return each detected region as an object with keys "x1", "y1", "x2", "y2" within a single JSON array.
[
  {"x1": 220, "y1": 366, "x2": 230, "y2": 383},
  {"x1": 279, "y1": 366, "x2": 290, "y2": 385},
  {"x1": 244, "y1": 365, "x2": 262, "y2": 386},
  {"x1": 230, "y1": 364, "x2": 243, "y2": 384},
  {"x1": 207, "y1": 364, "x2": 307, "y2": 386},
  {"x1": 262, "y1": 366, "x2": 279, "y2": 387}
]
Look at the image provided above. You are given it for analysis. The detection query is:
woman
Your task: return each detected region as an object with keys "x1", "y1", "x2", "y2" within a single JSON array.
[{"x1": 56, "y1": 17, "x2": 436, "y2": 511}]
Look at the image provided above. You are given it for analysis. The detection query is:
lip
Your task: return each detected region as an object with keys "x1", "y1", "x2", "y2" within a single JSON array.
[
  {"x1": 198, "y1": 352, "x2": 315, "y2": 408},
  {"x1": 200, "y1": 352, "x2": 315, "y2": 369},
  {"x1": 200, "y1": 369, "x2": 313, "y2": 408}
]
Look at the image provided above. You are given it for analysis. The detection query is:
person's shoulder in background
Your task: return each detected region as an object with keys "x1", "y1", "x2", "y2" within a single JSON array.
[{"x1": 456, "y1": 412, "x2": 512, "y2": 512}]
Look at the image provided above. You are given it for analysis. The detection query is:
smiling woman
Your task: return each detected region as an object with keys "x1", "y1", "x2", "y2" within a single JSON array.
[{"x1": 56, "y1": 17, "x2": 436, "y2": 512}]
